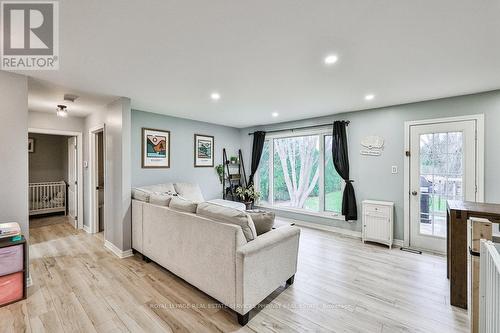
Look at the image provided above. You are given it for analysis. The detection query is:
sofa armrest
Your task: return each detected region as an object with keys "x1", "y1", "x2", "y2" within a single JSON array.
[{"x1": 235, "y1": 225, "x2": 300, "y2": 314}]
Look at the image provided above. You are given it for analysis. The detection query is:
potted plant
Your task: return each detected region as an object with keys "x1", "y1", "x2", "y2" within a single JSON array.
[
  {"x1": 230, "y1": 156, "x2": 238, "y2": 164},
  {"x1": 235, "y1": 185, "x2": 260, "y2": 210},
  {"x1": 215, "y1": 164, "x2": 224, "y2": 184}
]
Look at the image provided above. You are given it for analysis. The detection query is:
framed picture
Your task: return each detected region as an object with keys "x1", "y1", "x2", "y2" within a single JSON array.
[
  {"x1": 28, "y1": 138, "x2": 35, "y2": 153},
  {"x1": 142, "y1": 128, "x2": 170, "y2": 168},
  {"x1": 194, "y1": 134, "x2": 214, "y2": 167}
]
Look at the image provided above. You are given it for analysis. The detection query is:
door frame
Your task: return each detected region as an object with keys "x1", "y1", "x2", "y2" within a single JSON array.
[
  {"x1": 403, "y1": 114, "x2": 484, "y2": 249},
  {"x1": 28, "y1": 127, "x2": 84, "y2": 230},
  {"x1": 89, "y1": 124, "x2": 105, "y2": 234}
]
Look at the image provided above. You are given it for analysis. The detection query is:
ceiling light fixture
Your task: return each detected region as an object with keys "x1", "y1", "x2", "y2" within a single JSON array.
[
  {"x1": 364, "y1": 94, "x2": 375, "y2": 101},
  {"x1": 324, "y1": 54, "x2": 338, "y2": 65},
  {"x1": 56, "y1": 104, "x2": 68, "y2": 117},
  {"x1": 272, "y1": 112, "x2": 279, "y2": 118},
  {"x1": 210, "y1": 92, "x2": 221, "y2": 101}
]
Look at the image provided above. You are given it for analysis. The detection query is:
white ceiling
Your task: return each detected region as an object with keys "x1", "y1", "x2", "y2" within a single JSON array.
[
  {"x1": 29, "y1": 78, "x2": 117, "y2": 117},
  {"x1": 21, "y1": 0, "x2": 500, "y2": 127}
]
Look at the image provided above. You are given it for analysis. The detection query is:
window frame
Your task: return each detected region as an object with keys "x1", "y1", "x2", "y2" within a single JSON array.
[{"x1": 254, "y1": 127, "x2": 345, "y2": 220}]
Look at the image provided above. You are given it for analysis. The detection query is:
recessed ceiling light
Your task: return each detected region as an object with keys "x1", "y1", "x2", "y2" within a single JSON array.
[
  {"x1": 324, "y1": 54, "x2": 338, "y2": 65},
  {"x1": 210, "y1": 92, "x2": 221, "y2": 101},
  {"x1": 365, "y1": 94, "x2": 375, "y2": 101},
  {"x1": 272, "y1": 112, "x2": 279, "y2": 118}
]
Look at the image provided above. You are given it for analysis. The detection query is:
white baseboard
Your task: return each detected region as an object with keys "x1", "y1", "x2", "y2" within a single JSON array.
[
  {"x1": 104, "y1": 240, "x2": 134, "y2": 259},
  {"x1": 393, "y1": 239, "x2": 404, "y2": 247},
  {"x1": 282, "y1": 217, "x2": 404, "y2": 247},
  {"x1": 281, "y1": 218, "x2": 362, "y2": 238},
  {"x1": 83, "y1": 225, "x2": 91, "y2": 233}
]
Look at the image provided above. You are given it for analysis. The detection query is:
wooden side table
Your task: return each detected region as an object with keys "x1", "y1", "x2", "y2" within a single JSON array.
[{"x1": 0, "y1": 235, "x2": 27, "y2": 307}]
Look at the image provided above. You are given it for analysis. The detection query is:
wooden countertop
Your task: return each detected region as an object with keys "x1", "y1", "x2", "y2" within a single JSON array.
[{"x1": 447, "y1": 200, "x2": 500, "y2": 216}]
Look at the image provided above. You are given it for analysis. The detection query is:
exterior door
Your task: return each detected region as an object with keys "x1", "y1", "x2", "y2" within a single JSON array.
[
  {"x1": 68, "y1": 136, "x2": 78, "y2": 228},
  {"x1": 409, "y1": 120, "x2": 477, "y2": 253}
]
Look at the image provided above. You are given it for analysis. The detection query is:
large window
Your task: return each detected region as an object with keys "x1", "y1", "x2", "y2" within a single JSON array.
[{"x1": 255, "y1": 131, "x2": 343, "y2": 215}]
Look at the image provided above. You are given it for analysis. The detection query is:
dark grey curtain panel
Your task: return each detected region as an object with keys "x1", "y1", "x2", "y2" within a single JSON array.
[
  {"x1": 248, "y1": 131, "x2": 266, "y2": 186},
  {"x1": 331, "y1": 121, "x2": 357, "y2": 221}
]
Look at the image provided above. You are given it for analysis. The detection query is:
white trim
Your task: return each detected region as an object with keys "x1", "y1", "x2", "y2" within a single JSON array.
[
  {"x1": 281, "y1": 217, "x2": 361, "y2": 238},
  {"x1": 89, "y1": 124, "x2": 105, "y2": 234},
  {"x1": 104, "y1": 240, "x2": 133, "y2": 258},
  {"x1": 403, "y1": 114, "x2": 485, "y2": 249},
  {"x1": 255, "y1": 128, "x2": 346, "y2": 219},
  {"x1": 83, "y1": 225, "x2": 91, "y2": 233},
  {"x1": 393, "y1": 239, "x2": 404, "y2": 247},
  {"x1": 284, "y1": 217, "x2": 404, "y2": 247},
  {"x1": 26, "y1": 274, "x2": 32, "y2": 288},
  {"x1": 28, "y1": 127, "x2": 84, "y2": 231},
  {"x1": 257, "y1": 204, "x2": 344, "y2": 220}
]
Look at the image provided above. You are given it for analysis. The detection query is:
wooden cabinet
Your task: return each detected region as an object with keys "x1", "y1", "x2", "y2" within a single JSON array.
[
  {"x1": 0, "y1": 236, "x2": 27, "y2": 307},
  {"x1": 362, "y1": 200, "x2": 394, "y2": 248}
]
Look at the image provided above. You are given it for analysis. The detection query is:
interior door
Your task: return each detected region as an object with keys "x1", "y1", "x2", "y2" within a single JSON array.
[
  {"x1": 409, "y1": 120, "x2": 477, "y2": 253},
  {"x1": 68, "y1": 136, "x2": 78, "y2": 228}
]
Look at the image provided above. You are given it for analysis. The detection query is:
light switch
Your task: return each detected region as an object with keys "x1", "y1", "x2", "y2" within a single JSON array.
[{"x1": 391, "y1": 165, "x2": 398, "y2": 174}]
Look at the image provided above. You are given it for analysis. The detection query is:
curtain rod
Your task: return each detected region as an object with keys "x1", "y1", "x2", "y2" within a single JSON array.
[{"x1": 247, "y1": 121, "x2": 350, "y2": 135}]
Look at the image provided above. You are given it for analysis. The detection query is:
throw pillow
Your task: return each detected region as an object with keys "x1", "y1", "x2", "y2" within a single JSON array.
[
  {"x1": 196, "y1": 202, "x2": 257, "y2": 241},
  {"x1": 149, "y1": 191, "x2": 175, "y2": 206},
  {"x1": 173, "y1": 183, "x2": 205, "y2": 203},
  {"x1": 132, "y1": 188, "x2": 150, "y2": 202},
  {"x1": 247, "y1": 210, "x2": 275, "y2": 235},
  {"x1": 169, "y1": 196, "x2": 198, "y2": 213}
]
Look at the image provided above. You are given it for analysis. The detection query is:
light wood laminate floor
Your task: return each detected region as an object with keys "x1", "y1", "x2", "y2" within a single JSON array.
[{"x1": 0, "y1": 216, "x2": 469, "y2": 333}]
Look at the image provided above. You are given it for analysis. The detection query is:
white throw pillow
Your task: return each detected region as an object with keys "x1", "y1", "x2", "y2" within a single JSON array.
[
  {"x1": 247, "y1": 210, "x2": 275, "y2": 235},
  {"x1": 149, "y1": 192, "x2": 174, "y2": 206},
  {"x1": 140, "y1": 183, "x2": 176, "y2": 194},
  {"x1": 132, "y1": 188, "x2": 150, "y2": 202},
  {"x1": 196, "y1": 202, "x2": 257, "y2": 241},
  {"x1": 174, "y1": 183, "x2": 205, "y2": 203},
  {"x1": 169, "y1": 196, "x2": 198, "y2": 213}
]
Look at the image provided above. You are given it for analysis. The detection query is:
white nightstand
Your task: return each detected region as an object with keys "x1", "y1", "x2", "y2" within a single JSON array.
[{"x1": 362, "y1": 200, "x2": 394, "y2": 248}]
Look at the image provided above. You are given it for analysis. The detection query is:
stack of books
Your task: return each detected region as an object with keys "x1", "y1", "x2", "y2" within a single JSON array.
[{"x1": 0, "y1": 223, "x2": 21, "y2": 239}]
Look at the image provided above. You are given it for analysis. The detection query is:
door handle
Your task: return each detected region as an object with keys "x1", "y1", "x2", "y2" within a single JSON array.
[{"x1": 411, "y1": 191, "x2": 418, "y2": 196}]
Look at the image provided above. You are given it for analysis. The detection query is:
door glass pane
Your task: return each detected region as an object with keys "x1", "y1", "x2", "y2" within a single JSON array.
[
  {"x1": 324, "y1": 135, "x2": 342, "y2": 213},
  {"x1": 419, "y1": 131, "x2": 463, "y2": 238},
  {"x1": 273, "y1": 135, "x2": 320, "y2": 211},
  {"x1": 256, "y1": 141, "x2": 269, "y2": 204}
]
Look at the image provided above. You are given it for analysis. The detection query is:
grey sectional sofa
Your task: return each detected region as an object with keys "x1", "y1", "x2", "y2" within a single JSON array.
[{"x1": 131, "y1": 183, "x2": 301, "y2": 325}]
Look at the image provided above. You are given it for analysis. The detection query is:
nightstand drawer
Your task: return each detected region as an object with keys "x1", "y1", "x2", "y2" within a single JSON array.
[
  {"x1": 0, "y1": 245, "x2": 23, "y2": 276},
  {"x1": 0, "y1": 272, "x2": 23, "y2": 306},
  {"x1": 364, "y1": 205, "x2": 390, "y2": 217}
]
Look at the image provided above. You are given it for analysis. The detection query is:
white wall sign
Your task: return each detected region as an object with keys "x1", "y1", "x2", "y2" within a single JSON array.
[{"x1": 360, "y1": 135, "x2": 384, "y2": 156}]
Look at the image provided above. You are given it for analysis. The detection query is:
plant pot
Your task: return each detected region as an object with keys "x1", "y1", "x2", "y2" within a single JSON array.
[{"x1": 244, "y1": 202, "x2": 253, "y2": 210}]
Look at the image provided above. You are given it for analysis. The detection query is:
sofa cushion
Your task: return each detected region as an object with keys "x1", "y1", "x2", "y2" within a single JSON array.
[
  {"x1": 196, "y1": 202, "x2": 257, "y2": 241},
  {"x1": 140, "y1": 183, "x2": 176, "y2": 194},
  {"x1": 132, "y1": 188, "x2": 150, "y2": 202},
  {"x1": 247, "y1": 210, "x2": 275, "y2": 235},
  {"x1": 169, "y1": 196, "x2": 198, "y2": 213},
  {"x1": 207, "y1": 199, "x2": 246, "y2": 211},
  {"x1": 174, "y1": 183, "x2": 205, "y2": 203},
  {"x1": 150, "y1": 192, "x2": 174, "y2": 206}
]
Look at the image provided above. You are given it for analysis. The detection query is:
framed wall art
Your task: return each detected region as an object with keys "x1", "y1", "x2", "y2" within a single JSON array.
[
  {"x1": 142, "y1": 128, "x2": 170, "y2": 168},
  {"x1": 194, "y1": 134, "x2": 214, "y2": 167}
]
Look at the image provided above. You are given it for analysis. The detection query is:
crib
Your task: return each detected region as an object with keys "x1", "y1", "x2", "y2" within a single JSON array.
[{"x1": 29, "y1": 181, "x2": 67, "y2": 216}]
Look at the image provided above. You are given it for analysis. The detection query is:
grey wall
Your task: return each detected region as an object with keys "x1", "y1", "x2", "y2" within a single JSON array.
[
  {"x1": 131, "y1": 110, "x2": 241, "y2": 200},
  {"x1": 0, "y1": 71, "x2": 29, "y2": 239},
  {"x1": 28, "y1": 133, "x2": 69, "y2": 183},
  {"x1": 240, "y1": 90, "x2": 500, "y2": 240},
  {"x1": 82, "y1": 99, "x2": 132, "y2": 251}
]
